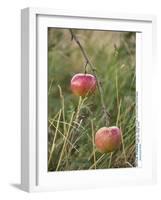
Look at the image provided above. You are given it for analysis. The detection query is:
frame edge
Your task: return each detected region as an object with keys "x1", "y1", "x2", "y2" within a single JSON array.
[
  {"x1": 21, "y1": 8, "x2": 30, "y2": 192},
  {"x1": 21, "y1": 7, "x2": 37, "y2": 192}
]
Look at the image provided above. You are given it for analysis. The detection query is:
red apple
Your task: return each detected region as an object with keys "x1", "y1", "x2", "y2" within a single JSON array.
[
  {"x1": 95, "y1": 126, "x2": 121, "y2": 153},
  {"x1": 71, "y1": 73, "x2": 97, "y2": 96}
]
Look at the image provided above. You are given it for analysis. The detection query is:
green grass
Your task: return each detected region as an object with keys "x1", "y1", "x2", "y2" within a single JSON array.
[{"x1": 48, "y1": 28, "x2": 136, "y2": 171}]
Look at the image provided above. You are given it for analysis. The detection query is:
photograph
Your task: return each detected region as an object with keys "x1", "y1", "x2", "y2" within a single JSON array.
[{"x1": 47, "y1": 28, "x2": 136, "y2": 172}]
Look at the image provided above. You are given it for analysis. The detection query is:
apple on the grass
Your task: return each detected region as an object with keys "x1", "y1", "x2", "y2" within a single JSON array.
[
  {"x1": 71, "y1": 73, "x2": 97, "y2": 97},
  {"x1": 95, "y1": 126, "x2": 121, "y2": 153}
]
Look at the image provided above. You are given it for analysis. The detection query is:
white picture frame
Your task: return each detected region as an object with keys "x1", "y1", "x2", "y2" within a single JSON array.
[{"x1": 21, "y1": 7, "x2": 157, "y2": 192}]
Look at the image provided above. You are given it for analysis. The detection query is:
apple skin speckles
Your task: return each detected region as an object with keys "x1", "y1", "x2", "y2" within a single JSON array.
[{"x1": 95, "y1": 126, "x2": 121, "y2": 153}]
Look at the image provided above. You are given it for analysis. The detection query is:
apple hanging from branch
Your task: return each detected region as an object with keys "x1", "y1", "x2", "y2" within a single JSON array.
[{"x1": 71, "y1": 73, "x2": 97, "y2": 97}]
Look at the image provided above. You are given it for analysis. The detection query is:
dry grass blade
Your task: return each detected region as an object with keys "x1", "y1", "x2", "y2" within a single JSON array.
[
  {"x1": 91, "y1": 120, "x2": 96, "y2": 169},
  {"x1": 120, "y1": 123, "x2": 127, "y2": 163},
  {"x1": 48, "y1": 109, "x2": 62, "y2": 166},
  {"x1": 56, "y1": 111, "x2": 76, "y2": 171},
  {"x1": 108, "y1": 71, "x2": 122, "y2": 168},
  {"x1": 49, "y1": 120, "x2": 79, "y2": 153},
  {"x1": 89, "y1": 154, "x2": 105, "y2": 169},
  {"x1": 49, "y1": 109, "x2": 61, "y2": 128},
  {"x1": 52, "y1": 119, "x2": 81, "y2": 131},
  {"x1": 48, "y1": 78, "x2": 54, "y2": 95},
  {"x1": 58, "y1": 85, "x2": 67, "y2": 134},
  {"x1": 108, "y1": 153, "x2": 113, "y2": 168},
  {"x1": 126, "y1": 161, "x2": 134, "y2": 167}
]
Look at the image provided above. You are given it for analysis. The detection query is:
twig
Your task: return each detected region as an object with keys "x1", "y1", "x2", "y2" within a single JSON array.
[
  {"x1": 84, "y1": 60, "x2": 88, "y2": 74},
  {"x1": 69, "y1": 29, "x2": 110, "y2": 126}
]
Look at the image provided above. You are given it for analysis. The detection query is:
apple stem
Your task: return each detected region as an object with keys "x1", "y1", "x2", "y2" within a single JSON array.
[
  {"x1": 84, "y1": 61, "x2": 88, "y2": 74},
  {"x1": 69, "y1": 29, "x2": 110, "y2": 126}
]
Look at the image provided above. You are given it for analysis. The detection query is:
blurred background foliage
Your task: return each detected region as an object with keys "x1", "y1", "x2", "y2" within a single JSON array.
[{"x1": 48, "y1": 28, "x2": 136, "y2": 171}]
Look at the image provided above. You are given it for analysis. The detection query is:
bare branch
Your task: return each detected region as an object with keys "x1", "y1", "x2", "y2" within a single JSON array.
[{"x1": 69, "y1": 29, "x2": 110, "y2": 126}]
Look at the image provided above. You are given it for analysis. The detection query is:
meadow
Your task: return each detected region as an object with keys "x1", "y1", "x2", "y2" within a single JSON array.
[{"x1": 48, "y1": 28, "x2": 136, "y2": 171}]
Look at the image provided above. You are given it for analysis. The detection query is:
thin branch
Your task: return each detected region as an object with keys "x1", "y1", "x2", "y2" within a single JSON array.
[
  {"x1": 69, "y1": 29, "x2": 110, "y2": 126},
  {"x1": 84, "y1": 60, "x2": 88, "y2": 74}
]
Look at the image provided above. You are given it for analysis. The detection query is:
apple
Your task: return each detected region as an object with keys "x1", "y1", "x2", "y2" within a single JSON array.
[
  {"x1": 95, "y1": 126, "x2": 121, "y2": 153},
  {"x1": 71, "y1": 73, "x2": 97, "y2": 96}
]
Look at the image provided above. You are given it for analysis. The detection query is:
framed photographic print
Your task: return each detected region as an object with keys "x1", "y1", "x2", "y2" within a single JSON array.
[{"x1": 21, "y1": 7, "x2": 156, "y2": 192}]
